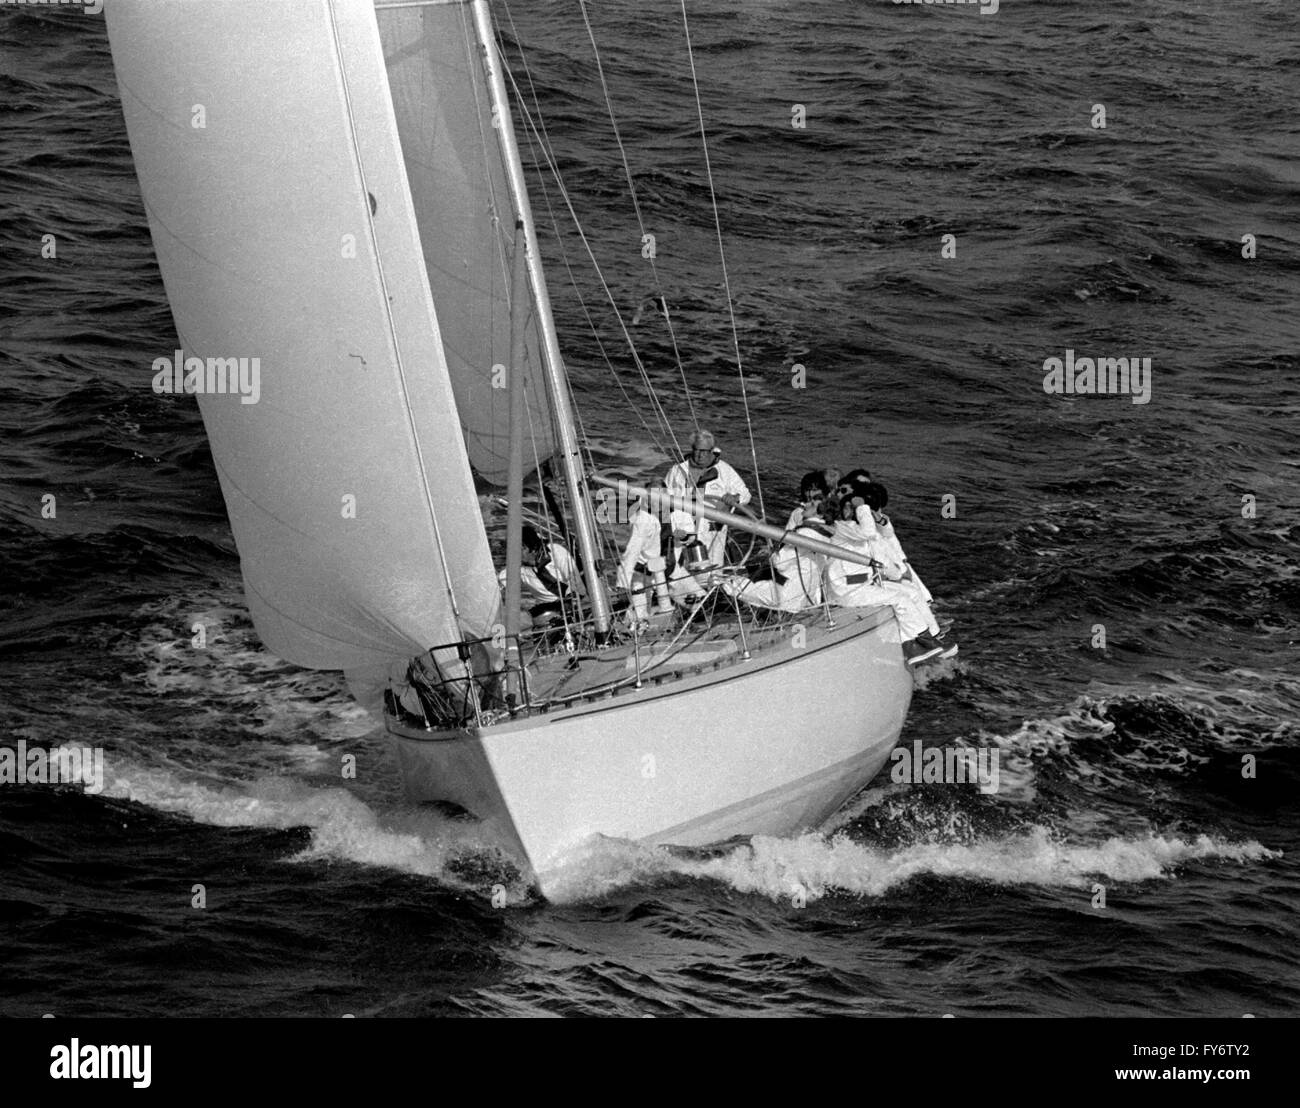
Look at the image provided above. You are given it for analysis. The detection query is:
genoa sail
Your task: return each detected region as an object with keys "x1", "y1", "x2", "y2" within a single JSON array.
[
  {"x1": 105, "y1": 0, "x2": 502, "y2": 671},
  {"x1": 376, "y1": 0, "x2": 558, "y2": 486}
]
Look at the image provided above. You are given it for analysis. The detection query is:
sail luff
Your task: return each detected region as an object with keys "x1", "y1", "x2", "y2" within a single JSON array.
[{"x1": 470, "y1": 0, "x2": 613, "y2": 632}]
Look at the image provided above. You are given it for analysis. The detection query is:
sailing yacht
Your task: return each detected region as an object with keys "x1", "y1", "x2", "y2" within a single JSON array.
[{"x1": 105, "y1": 0, "x2": 915, "y2": 897}]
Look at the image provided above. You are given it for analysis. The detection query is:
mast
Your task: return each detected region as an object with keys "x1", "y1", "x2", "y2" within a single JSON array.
[
  {"x1": 471, "y1": 0, "x2": 612, "y2": 634},
  {"x1": 503, "y1": 220, "x2": 527, "y2": 706}
]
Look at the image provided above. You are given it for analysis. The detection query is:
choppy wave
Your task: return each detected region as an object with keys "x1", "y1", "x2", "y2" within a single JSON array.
[
  {"x1": 90, "y1": 599, "x2": 1295, "y2": 915},
  {"x1": 2, "y1": 0, "x2": 1298, "y2": 1017},
  {"x1": 535, "y1": 826, "x2": 1280, "y2": 905},
  {"x1": 97, "y1": 760, "x2": 535, "y2": 904},
  {"x1": 84, "y1": 749, "x2": 1279, "y2": 913},
  {"x1": 126, "y1": 597, "x2": 373, "y2": 742}
]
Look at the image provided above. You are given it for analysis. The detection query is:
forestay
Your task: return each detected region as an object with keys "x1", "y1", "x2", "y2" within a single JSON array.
[{"x1": 106, "y1": 0, "x2": 502, "y2": 671}]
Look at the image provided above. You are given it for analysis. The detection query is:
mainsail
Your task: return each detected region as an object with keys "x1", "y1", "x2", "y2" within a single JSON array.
[
  {"x1": 377, "y1": 0, "x2": 557, "y2": 486},
  {"x1": 105, "y1": 0, "x2": 502, "y2": 671}
]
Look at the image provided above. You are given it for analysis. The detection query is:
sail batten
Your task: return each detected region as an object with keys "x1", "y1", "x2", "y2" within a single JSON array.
[{"x1": 106, "y1": 0, "x2": 502, "y2": 672}]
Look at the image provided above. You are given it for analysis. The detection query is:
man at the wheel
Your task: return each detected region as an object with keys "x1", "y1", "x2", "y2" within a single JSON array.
[{"x1": 664, "y1": 427, "x2": 752, "y2": 579}]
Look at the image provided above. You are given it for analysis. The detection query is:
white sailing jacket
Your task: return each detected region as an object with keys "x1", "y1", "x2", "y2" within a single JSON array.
[
  {"x1": 497, "y1": 541, "x2": 585, "y2": 605},
  {"x1": 665, "y1": 458, "x2": 751, "y2": 565},
  {"x1": 826, "y1": 505, "x2": 882, "y2": 604},
  {"x1": 771, "y1": 521, "x2": 831, "y2": 609},
  {"x1": 873, "y1": 513, "x2": 933, "y2": 602},
  {"x1": 724, "y1": 520, "x2": 829, "y2": 612},
  {"x1": 825, "y1": 506, "x2": 931, "y2": 638},
  {"x1": 868, "y1": 513, "x2": 908, "y2": 580}
]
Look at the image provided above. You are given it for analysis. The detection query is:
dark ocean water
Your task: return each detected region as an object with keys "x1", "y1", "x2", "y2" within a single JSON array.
[{"x1": 1, "y1": 0, "x2": 1297, "y2": 1017}]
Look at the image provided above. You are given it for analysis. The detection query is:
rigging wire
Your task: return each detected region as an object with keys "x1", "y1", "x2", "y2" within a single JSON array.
[
  {"x1": 488, "y1": 10, "x2": 650, "y2": 617},
  {"x1": 575, "y1": 0, "x2": 699, "y2": 432},
  {"x1": 678, "y1": 0, "x2": 766, "y2": 518},
  {"x1": 498, "y1": 0, "x2": 685, "y2": 465},
  {"x1": 491, "y1": 1, "x2": 776, "y2": 615},
  {"x1": 501, "y1": 46, "x2": 669, "y2": 575},
  {"x1": 524, "y1": 136, "x2": 665, "y2": 546},
  {"x1": 502, "y1": 60, "x2": 684, "y2": 464},
  {"x1": 518, "y1": 118, "x2": 663, "y2": 456}
]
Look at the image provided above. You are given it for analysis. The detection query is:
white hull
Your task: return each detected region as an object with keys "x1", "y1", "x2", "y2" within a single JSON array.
[{"x1": 386, "y1": 608, "x2": 912, "y2": 897}]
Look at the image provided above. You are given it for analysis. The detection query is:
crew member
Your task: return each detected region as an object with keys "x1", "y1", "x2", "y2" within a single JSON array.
[
  {"x1": 825, "y1": 474, "x2": 944, "y2": 666},
  {"x1": 664, "y1": 428, "x2": 751, "y2": 579},
  {"x1": 497, "y1": 525, "x2": 584, "y2": 623},
  {"x1": 786, "y1": 469, "x2": 832, "y2": 529},
  {"x1": 728, "y1": 487, "x2": 834, "y2": 612},
  {"x1": 856, "y1": 480, "x2": 955, "y2": 658},
  {"x1": 617, "y1": 481, "x2": 674, "y2": 624}
]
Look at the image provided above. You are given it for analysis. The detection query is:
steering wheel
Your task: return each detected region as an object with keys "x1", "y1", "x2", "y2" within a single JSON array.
[{"x1": 715, "y1": 501, "x2": 769, "y2": 570}]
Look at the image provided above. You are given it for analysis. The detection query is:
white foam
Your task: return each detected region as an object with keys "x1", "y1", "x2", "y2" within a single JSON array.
[
  {"x1": 108, "y1": 598, "x2": 1291, "y2": 910},
  {"x1": 97, "y1": 755, "x2": 1280, "y2": 908},
  {"x1": 100, "y1": 761, "x2": 531, "y2": 902},
  {"x1": 540, "y1": 825, "x2": 1280, "y2": 905}
]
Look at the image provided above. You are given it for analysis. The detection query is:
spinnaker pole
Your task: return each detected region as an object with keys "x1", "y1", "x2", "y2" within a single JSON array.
[
  {"x1": 472, "y1": 0, "x2": 612, "y2": 634},
  {"x1": 590, "y1": 476, "x2": 882, "y2": 571}
]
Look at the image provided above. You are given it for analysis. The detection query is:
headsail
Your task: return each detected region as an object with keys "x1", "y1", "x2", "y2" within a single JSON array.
[
  {"x1": 376, "y1": 0, "x2": 557, "y2": 486},
  {"x1": 105, "y1": 0, "x2": 501, "y2": 671}
]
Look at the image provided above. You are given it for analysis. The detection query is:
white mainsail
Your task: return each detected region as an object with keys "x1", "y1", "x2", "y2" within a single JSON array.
[
  {"x1": 377, "y1": 0, "x2": 557, "y2": 486},
  {"x1": 106, "y1": 0, "x2": 502, "y2": 671}
]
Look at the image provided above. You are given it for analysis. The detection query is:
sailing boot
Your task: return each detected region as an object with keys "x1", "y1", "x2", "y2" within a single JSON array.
[
  {"x1": 903, "y1": 637, "x2": 943, "y2": 666},
  {"x1": 646, "y1": 558, "x2": 673, "y2": 615},
  {"x1": 916, "y1": 630, "x2": 958, "y2": 660}
]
